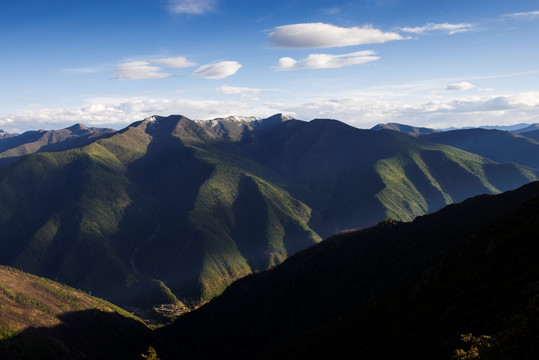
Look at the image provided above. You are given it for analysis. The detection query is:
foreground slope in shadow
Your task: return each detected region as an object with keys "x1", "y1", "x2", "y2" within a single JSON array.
[{"x1": 158, "y1": 181, "x2": 539, "y2": 359}]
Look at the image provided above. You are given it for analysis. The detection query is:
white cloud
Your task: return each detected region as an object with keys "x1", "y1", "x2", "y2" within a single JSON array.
[
  {"x1": 192, "y1": 61, "x2": 242, "y2": 79},
  {"x1": 168, "y1": 0, "x2": 216, "y2": 15},
  {"x1": 152, "y1": 56, "x2": 197, "y2": 68},
  {"x1": 276, "y1": 50, "x2": 380, "y2": 71},
  {"x1": 265, "y1": 92, "x2": 539, "y2": 129},
  {"x1": 504, "y1": 11, "x2": 539, "y2": 19},
  {"x1": 268, "y1": 23, "x2": 402, "y2": 48},
  {"x1": 3, "y1": 92, "x2": 539, "y2": 133},
  {"x1": 0, "y1": 97, "x2": 263, "y2": 132},
  {"x1": 400, "y1": 22, "x2": 474, "y2": 35},
  {"x1": 114, "y1": 61, "x2": 171, "y2": 80},
  {"x1": 446, "y1": 81, "x2": 476, "y2": 91},
  {"x1": 217, "y1": 86, "x2": 263, "y2": 95}
]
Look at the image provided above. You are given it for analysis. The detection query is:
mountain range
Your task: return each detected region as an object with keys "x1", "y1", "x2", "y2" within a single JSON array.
[
  {"x1": 0, "y1": 115, "x2": 537, "y2": 313},
  {"x1": 373, "y1": 121, "x2": 539, "y2": 133}
]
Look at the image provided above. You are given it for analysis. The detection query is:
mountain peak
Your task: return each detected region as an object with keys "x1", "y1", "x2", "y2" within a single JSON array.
[
  {"x1": 140, "y1": 114, "x2": 194, "y2": 135},
  {"x1": 66, "y1": 123, "x2": 89, "y2": 130},
  {"x1": 254, "y1": 113, "x2": 295, "y2": 129},
  {"x1": 515, "y1": 123, "x2": 539, "y2": 133},
  {"x1": 372, "y1": 122, "x2": 438, "y2": 136},
  {"x1": 0, "y1": 129, "x2": 16, "y2": 139},
  {"x1": 263, "y1": 113, "x2": 294, "y2": 122},
  {"x1": 64, "y1": 123, "x2": 91, "y2": 135},
  {"x1": 190, "y1": 114, "x2": 295, "y2": 138}
]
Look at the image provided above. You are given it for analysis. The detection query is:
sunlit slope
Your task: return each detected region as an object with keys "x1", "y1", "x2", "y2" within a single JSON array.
[
  {"x1": 373, "y1": 137, "x2": 537, "y2": 221},
  {"x1": 0, "y1": 265, "x2": 152, "y2": 359},
  {"x1": 239, "y1": 119, "x2": 538, "y2": 228}
]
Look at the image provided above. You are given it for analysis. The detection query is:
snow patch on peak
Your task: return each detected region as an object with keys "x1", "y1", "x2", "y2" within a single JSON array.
[
  {"x1": 144, "y1": 116, "x2": 160, "y2": 131},
  {"x1": 221, "y1": 115, "x2": 260, "y2": 123},
  {"x1": 194, "y1": 116, "x2": 261, "y2": 127},
  {"x1": 144, "y1": 116, "x2": 158, "y2": 124}
]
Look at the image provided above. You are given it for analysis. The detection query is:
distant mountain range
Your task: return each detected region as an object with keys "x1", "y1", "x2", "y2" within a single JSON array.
[
  {"x1": 420, "y1": 128, "x2": 539, "y2": 169},
  {"x1": 373, "y1": 121, "x2": 539, "y2": 133},
  {"x1": 0, "y1": 124, "x2": 115, "y2": 168},
  {"x1": 373, "y1": 122, "x2": 539, "y2": 169},
  {"x1": 0, "y1": 115, "x2": 537, "y2": 313}
]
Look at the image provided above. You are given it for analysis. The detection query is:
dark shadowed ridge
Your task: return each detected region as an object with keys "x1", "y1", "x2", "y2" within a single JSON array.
[{"x1": 157, "y1": 181, "x2": 539, "y2": 360}]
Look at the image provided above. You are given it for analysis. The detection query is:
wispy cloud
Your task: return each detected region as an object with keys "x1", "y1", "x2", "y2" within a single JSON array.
[
  {"x1": 446, "y1": 81, "x2": 476, "y2": 91},
  {"x1": 113, "y1": 56, "x2": 196, "y2": 80},
  {"x1": 168, "y1": 0, "x2": 217, "y2": 15},
  {"x1": 152, "y1": 56, "x2": 197, "y2": 68},
  {"x1": 276, "y1": 51, "x2": 380, "y2": 71},
  {"x1": 62, "y1": 67, "x2": 99, "y2": 74},
  {"x1": 268, "y1": 23, "x2": 402, "y2": 48},
  {"x1": 322, "y1": 7, "x2": 340, "y2": 15},
  {"x1": 192, "y1": 61, "x2": 242, "y2": 79},
  {"x1": 217, "y1": 86, "x2": 263, "y2": 95},
  {"x1": 114, "y1": 61, "x2": 171, "y2": 80},
  {"x1": 400, "y1": 22, "x2": 474, "y2": 35},
  {"x1": 503, "y1": 10, "x2": 539, "y2": 19}
]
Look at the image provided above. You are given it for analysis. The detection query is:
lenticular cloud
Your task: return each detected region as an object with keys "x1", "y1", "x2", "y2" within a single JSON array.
[
  {"x1": 276, "y1": 51, "x2": 380, "y2": 71},
  {"x1": 269, "y1": 23, "x2": 402, "y2": 48},
  {"x1": 192, "y1": 61, "x2": 242, "y2": 79}
]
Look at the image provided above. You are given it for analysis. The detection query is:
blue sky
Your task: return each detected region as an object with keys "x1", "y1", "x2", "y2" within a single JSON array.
[{"x1": 1, "y1": 0, "x2": 538, "y2": 132}]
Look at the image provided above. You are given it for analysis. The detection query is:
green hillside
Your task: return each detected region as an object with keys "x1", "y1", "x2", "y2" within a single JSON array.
[
  {"x1": 238, "y1": 118, "x2": 537, "y2": 228},
  {"x1": 0, "y1": 114, "x2": 536, "y2": 312},
  {"x1": 0, "y1": 265, "x2": 154, "y2": 359},
  {"x1": 158, "y1": 181, "x2": 539, "y2": 359},
  {"x1": 0, "y1": 115, "x2": 321, "y2": 310}
]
